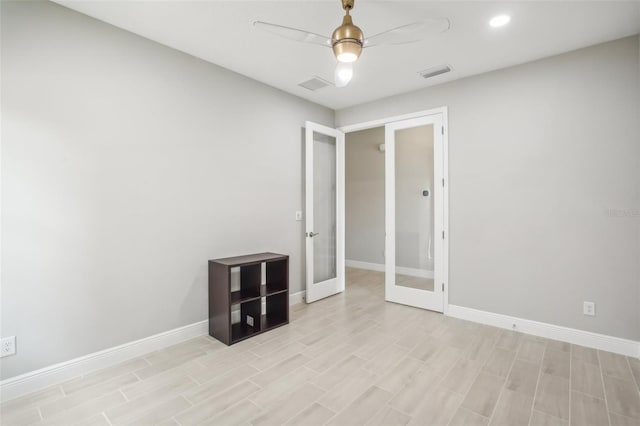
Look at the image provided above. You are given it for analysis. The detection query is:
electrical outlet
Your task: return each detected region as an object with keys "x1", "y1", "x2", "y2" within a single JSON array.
[
  {"x1": 1, "y1": 336, "x2": 16, "y2": 357},
  {"x1": 246, "y1": 315, "x2": 254, "y2": 327},
  {"x1": 295, "y1": 211, "x2": 303, "y2": 221},
  {"x1": 583, "y1": 301, "x2": 595, "y2": 316}
]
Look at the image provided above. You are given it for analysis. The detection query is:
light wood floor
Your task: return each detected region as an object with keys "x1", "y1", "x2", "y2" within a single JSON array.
[{"x1": 2, "y1": 268, "x2": 639, "y2": 426}]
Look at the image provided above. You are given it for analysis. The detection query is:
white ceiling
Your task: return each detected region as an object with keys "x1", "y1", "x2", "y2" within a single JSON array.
[{"x1": 53, "y1": 1, "x2": 640, "y2": 110}]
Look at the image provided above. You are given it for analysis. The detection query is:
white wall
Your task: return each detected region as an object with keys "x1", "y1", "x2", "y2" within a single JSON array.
[
  {"x1": 0, "y1": 0, "x2": 333, "y2": 379},
  {"x1": 345, "y1": 127, "x2": 385, "y2": 265},
  {"x1": 338, "y1": 36, "x2": 640, "y2": 341}
]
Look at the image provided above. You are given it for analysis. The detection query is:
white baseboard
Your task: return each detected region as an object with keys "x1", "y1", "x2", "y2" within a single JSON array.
[
  {"x1": 346, "y1": 259, "x2": 386, "y2": 272},
  {"x1": 0, "y1": 292, "x2": 306, "y2": 403},
  {"x1": 0, "y1": 320, "x2": 208, "y2": 403},
  {"x1": 346, "y1": 259, "x2": 434, "y2": 279},
  {"x1": 289, "y1": 290, "x2": 305, "y2": 305},
  {"x1": 447, "y1": 304, "x2": 640, "y2": 358}
]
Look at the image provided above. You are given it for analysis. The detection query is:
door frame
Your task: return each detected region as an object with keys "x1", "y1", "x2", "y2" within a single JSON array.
[{"x1": 338, "y1": 106, "x2": 449, "y2": 314}]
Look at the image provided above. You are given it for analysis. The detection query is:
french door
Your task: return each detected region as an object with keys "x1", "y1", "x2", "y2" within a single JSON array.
[
  {"x1": 385, "y1": 114, "x2": 445, "y2": 312},
  {"x1": 304, "y1": 122, "x2": 345, "y2": 303}
]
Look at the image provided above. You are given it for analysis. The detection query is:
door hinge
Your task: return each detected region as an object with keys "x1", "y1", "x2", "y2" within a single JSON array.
[
  {"x1": 442, "y1": 178, "x2": 445, "y2": 187},
  {"x1": 442, "y1": 283, "x2": 445, "y2": 292},
  {"x1": 441, "y1": 126, "x2": 444, "y2": 135},
  {"x1": 442, "y1": 230, "x2": 445, "y2": 239}
]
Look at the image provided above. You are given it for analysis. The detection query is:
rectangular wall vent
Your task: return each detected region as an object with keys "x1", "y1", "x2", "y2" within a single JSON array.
[
  {"x1": 418, "y1": 64, "x2": 452, "y2": 79},
  {"x1": 298, "y1": 77, "x2": 332, "y2": 91}
]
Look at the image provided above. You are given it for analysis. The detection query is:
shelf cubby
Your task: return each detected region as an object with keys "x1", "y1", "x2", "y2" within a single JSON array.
[
  {"x1": 263, "y1": 292, "x2": 288, "y2": 331},
  {"x1": 266, "y1": 259, "x2": 288, "y2": 293}
]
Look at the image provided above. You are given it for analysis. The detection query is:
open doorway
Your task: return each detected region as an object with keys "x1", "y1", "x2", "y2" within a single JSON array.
[
  {"x1": 303, "y1": 108, "x2": 448, "y2": 313},
  {"x1": 343, "y1": 110, "x2": 447, "y2": 312}
]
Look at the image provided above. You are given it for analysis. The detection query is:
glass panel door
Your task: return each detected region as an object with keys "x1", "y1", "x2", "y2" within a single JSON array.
[
  {"x1": 305, "y1": 122, "x2": 345, "y2": 303},
  {"x1": 385, "y1": 115, "x2": 444, "y2": 312}
]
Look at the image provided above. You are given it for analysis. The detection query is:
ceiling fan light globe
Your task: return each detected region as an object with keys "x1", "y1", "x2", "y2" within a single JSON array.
[{"x1": 334, "y1": 62, "x2": 353, "y2": 87}]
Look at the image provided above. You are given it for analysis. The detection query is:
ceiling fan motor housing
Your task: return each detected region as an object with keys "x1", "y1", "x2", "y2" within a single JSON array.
[{"x1": 332, "y1": 14, "x2": 364, "y2": 62}]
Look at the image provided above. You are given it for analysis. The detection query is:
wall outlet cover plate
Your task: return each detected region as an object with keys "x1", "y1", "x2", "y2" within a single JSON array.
[{"x1": 1, "y1": 336, "x2": 16, "y2": 357}]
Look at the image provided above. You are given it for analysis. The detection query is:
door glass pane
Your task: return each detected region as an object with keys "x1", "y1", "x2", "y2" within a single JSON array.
[
  {"x1": 313, "y1": 131, "x2": 337, "y2": 284},
  {"x1": 395, "y1": 125, "x2": 434, "y2": 292}
]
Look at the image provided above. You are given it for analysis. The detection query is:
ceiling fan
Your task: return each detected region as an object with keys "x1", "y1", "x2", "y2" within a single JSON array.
[{"x1": 254, "y1": 0, "x2": 450, "y2": 88}]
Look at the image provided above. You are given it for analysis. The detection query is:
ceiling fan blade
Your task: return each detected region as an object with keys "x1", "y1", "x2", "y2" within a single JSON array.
[
  {"x1": 364, "y1": 18, "x2": 450, "y2": 48},
  {"x1": 253, "y1": 21, "x2": 332, "y2": 47}
]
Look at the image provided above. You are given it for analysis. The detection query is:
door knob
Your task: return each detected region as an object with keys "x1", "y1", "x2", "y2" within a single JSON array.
[{"x1": 308, "y1": 232, "x2": 319, "y2": 238}]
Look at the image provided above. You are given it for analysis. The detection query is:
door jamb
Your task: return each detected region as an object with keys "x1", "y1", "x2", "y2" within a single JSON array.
[{"x1": 338, "y1": 106, "x2": 450, "y2": 315}]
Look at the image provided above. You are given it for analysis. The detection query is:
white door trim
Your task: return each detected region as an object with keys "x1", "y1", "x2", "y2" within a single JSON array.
[
  {"x1": 338, "y1": 107, "x2": 449, "y2": 134},
  {"x1": 304, "y1": 121, "x2": 345, "y2": 303},
  {"x1": 340, "y1": 107, "x2": 449, "y2": 313}
]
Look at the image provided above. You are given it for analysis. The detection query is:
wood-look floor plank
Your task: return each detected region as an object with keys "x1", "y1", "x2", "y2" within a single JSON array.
[
  {"x1": 200, "y1": 399, "x2": 263, "y2": 426},
  {"x1": 40, "y1": 373, "x2": 138, "y2": 418},
  {"x1": 389, "y1": 368, "x2": 442, "y2": 415},
  {"x1": 441, "y1": 358, "x2": 483, "y2": 396},
  {"x1": 572, "y1": 345, "x2": 599, "y2": 365},
  {"x1": 318, "y1": 368, "x2": 379, "y2": 413},
  {"x1": 626, "y1": 357, "x2": 640, "y2": 391},
  {"x1": 364, "y1": 344, "x2": 409, "y2": 374},
  {"x1": 310, "y1": 354, "x2": 366, "y2": 391},
  {"x1": 284, "y1": 402, "x2": 335, "y2": 426},
  {"x1": 326, "y1": 386, "x2": 392, "y2": 426},
  {"x1": 570, "y1": 391, "x2": 609, "y2": 426},
  {"x1": 529, "y1": 410, "x2": 569, "y2": 426},
  {"x1": 483, "y1": 348, "x2": 516, "y2": 378},
  {"x1": 542, "y1": 349, "x2": 570, "y2": 379},
  {"x1": 609, "y1": 411, "x2": 640, "y2": 426},
  {"x1": 407, "y1": 389, "x2": 463, "y2": 426},
  {"x1": 40, "y1": 392, "x2": 126, "y2": 425},
  {"x1": 533, "y1": 373, "x2": 570, "y2": 420},
  {"x1": 174, "y1": 381, "x2": 260, "y2": 425},
  {"x1": 61, "y1": 358, "x2": 149, "y2": 396},
  {"x1": 249, "y1": 353, "x2": 311, "y2": 388},
  {"x1": 602, "y1": 374, "x2": 640, "y2": 419},
  {"x1": 365, "y1": 405, "x2": 411, "y2": 426},
  {"x1": 517, "y1": 338, "x2": 546, "y2": 365},
  {"x1": 249, "y1": 367, "x2": 318, "y2": 410},
  {"x1": 250, "y1": 382, "x2": 325, "y2": 426},
  {"x1": 1, "y1": 386, "x2": 64, "y2": 416},
  {"x1": 183, "y1": 365, "x2": 260, "y2": 405},
  {"x1": 449, "y1": 407, "x2": 489, "y2": 426},
  {"x1": 496, "y1": 331, "x2": 522, "y2": 352},
  {"x1": 489, "y1": 388, "x2": 533, "y2": 426},
  {"x1": 599, "y1": 352, "x2": 633, "y2": 381},
  {"x1": 505, "y1": 359, "x2": 540, "y2": 396},
  {"x1": 461, "y1": 372, "x2": 505, "y2": 417},
  {"x1": 375, "y1": 357, "x2": 424, "y2": 394},
  {"x1": 571, "y1": 358, "x2": 605, "y2": 399},
  {"x1": 123, "y1": 395, "x2": 190, "y2": 426}
]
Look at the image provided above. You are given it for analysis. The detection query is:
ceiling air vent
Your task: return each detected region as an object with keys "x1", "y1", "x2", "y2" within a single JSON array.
[
  {"x1": 418, "y1": 64, "x2": 452, "y2": 79},
  {"x1": 298, "y1": 77, "x2": 332, "y2": 91}
]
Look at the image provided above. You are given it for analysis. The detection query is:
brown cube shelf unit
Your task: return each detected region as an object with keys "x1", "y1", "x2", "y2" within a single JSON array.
[{"x1": 208, "y1": 252, "x2": 289, "y2": 345}]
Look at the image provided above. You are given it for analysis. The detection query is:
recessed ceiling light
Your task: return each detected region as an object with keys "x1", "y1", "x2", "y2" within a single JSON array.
[{"x1": 489, "y1": 15, "x2": 511, "y2": 28}]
